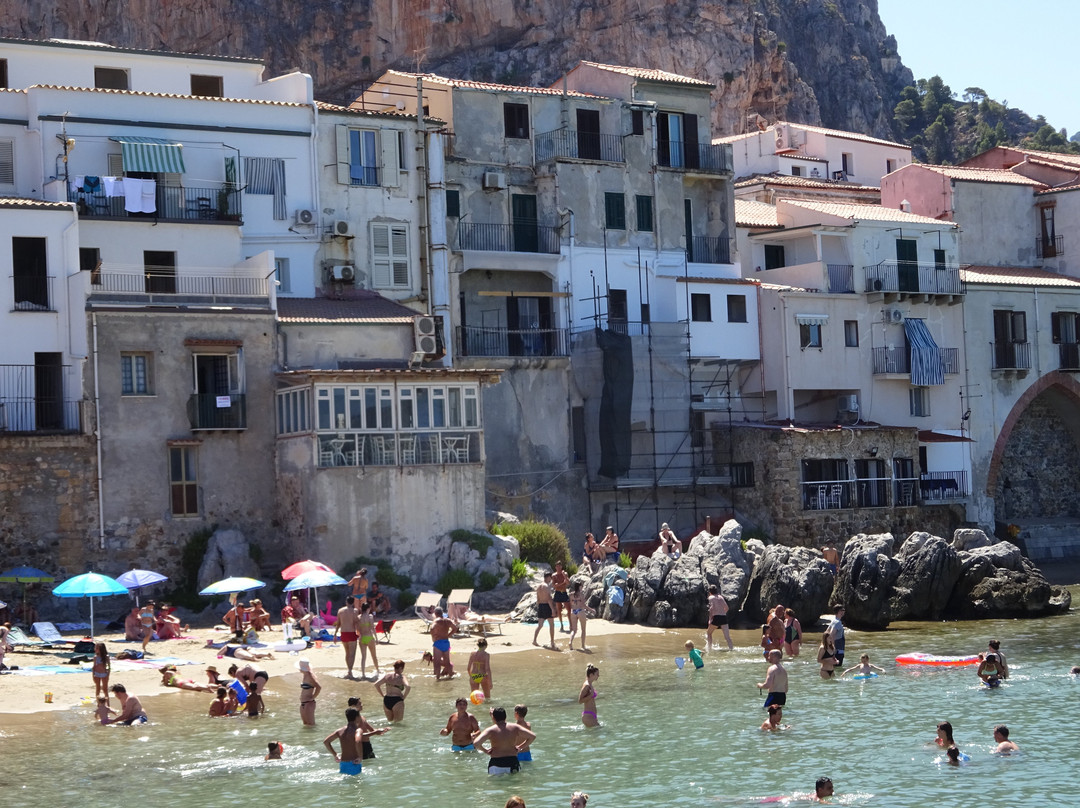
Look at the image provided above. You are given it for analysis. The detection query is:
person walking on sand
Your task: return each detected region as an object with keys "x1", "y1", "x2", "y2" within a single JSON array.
[
  {"x1": 532, "y1": 572, "x2": 557, "y2": 650},
  {"x1": 348, "y1": 568, "x2": 370, "y2": 608},
  {"x1": 468, "y1": 637, "x2": 493, "y2": 698},
  {"x1": 579, "y1": 663, "x2": 601, "y2": 727},
  {"x1": 473, "y1": 705, "x2": 536, "y2": 774},
  {"x1": 706, "y1": 585, "x2": 733, "y2": 650},
  {"x1": 138, "y1": 600, "x2": 156, "y2": 654},
  {"x1": 323, "y1": 707, "x2": 364, "y2": 775},
  {"x1": 335, "y1": 595, "x2": 362, "y2": 680},
  {"x1": 567, "y1": 579, "x2": 593, "y2": 651},
  {"x1": 441, "y1": 696, "x2": 481, "y2": 751},
  {"x1": 297, "y1": 658, "x2": 321, "y2": 726},
  {"x1": 757, "y1": 649, "x2": 788, "y2": 709},
  {"x1": 430, "y1": 607, "x2": 457, "y2": 679},
  {"x1": 375, "y1": 659, "x2": 410, "y2": 722},
  {"x1": 357, "y1": 600, "x2": 380, "y2": 679},
  {"x1": 92, "y1": 642, "x2": 111, "y2": 701},
  {"x1": 551, "y1": 560, "x2": 570, "y2": 630}
]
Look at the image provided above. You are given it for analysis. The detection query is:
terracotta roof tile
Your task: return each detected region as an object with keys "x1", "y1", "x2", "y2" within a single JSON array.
[
  {"x1": 960, "y1": 265, "x2": 1080, "y2": 287},
  {"x1": 781, "y1": 199, "x2": 956, "y2": 226},
  {"x1": 277, "y1": 295, "x2": 419, "y2": 324},
  {"x1": 915, "y1": 164, "x2": 1046, "y2": 187},
  {"x1": 317, "y1": 100, "x2": 417, "y2": 119},
  {"x1": 735, "y1": 199, "x2": 781, "y2": 228},
  {"x1": 573, "y1": 60, "x2": 713, "y2": 87},
  {"x1": 384, "y1": 70, "x2": 596, "y2": 98},
  {"x1": 734, "y1": 173, "x2": 879, "y2": 193},
  {"x1": 28, "y1": 84, "x2": 306, "y2": 107}
]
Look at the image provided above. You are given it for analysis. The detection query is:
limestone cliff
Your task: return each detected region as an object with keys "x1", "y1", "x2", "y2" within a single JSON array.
[{"x1": 2, "y1": 0, "x2": 912, "y2": 138}]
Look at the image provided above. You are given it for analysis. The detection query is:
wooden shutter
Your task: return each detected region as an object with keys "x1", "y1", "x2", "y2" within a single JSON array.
[
  {"x1": 684, "y1": 113, "x2": 699, "y2": 168},
  {"x1": 372, "y1": 223, "x2": 409, "y2": 288},
  {"x1": 0, "y1": 139, "x2": 13, "y2": 184},
  {"x1": 391, "y1": 225, "x2": 409, "y2": 285},
  {"x1": 381, "y1": 129, "x2": 399, "y2": 188},
  {"x1": 335, "y1": 124, "x2": 351, "y2": 184},
  {"x1": 107, "y1": 152, "x2": 124, "y2": 176}
]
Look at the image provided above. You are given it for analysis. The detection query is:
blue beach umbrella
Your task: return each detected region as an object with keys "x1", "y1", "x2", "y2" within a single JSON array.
[
  {"x1": 284, "y1": 569, "x2": 348, "y2": 623},
  {"x1": 1, "y1": 566, "x2": 55, "y2": 618},
  {"x1": 117, "y1": 569, "x2": 169, "y2": 607},
  {"x1": 199, "y1": 577, "x2": 265, "y2": 597},
  {"x1": 53, "y1": 572, "x2": 129, "y2": 639}
]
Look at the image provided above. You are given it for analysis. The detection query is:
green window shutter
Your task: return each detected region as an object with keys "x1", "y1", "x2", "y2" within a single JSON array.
[
  {"x1": 336, "y1": 125, "x2": 351, "y2": 184},
  {"x1": 605, "y1": 192, "x2": 625, "y2": 230},
  {"x1": 636, "y1": 195, "x2": 653, "y2": 232}
]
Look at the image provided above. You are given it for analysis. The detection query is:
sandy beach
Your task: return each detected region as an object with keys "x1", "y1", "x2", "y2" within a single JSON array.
[{"x1": 0, "y1": 614, "x2": 664, "y2": 716}]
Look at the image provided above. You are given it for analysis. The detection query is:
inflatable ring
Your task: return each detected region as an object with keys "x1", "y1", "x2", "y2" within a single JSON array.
[{"x1": 895, "y1": 653, "x2": 979, "y2": 666}]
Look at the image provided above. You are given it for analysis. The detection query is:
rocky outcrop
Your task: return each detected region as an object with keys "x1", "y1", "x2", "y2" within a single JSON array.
[
  {"x1": 741, "y1": 545, "x2": 834, "y2": 624},
  {"x1": 946, "y1": 541, "x2": 1071, "y2": 619},
  {"x1": 1, "y1": 1, "x2": 913, "y2": 138},
  {"x1": 831, "y1": 532, "x2": 899, "y2": 630},
  {"x1": 951, "y1": 528, "x2": 995, "y2": 552},
  {"x1": 889, "y1": 532, "x2": 962, "y2": 621},
  {"x1": 196, "y1": 528, "x2": 260, "y2": 590}
]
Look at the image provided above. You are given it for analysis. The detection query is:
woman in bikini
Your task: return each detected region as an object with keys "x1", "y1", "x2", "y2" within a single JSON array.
[
  {"x1": 139, "y1": 601, "x2": 156, "y2": 654},
  {"x1": 468, "y1": 638, "x2": 493, "y2": 698},
  {"x1": 578, "y1": 663, "x2": 600, "y2": 727},
  {"x1": 92, "y1": 642, "x2": 111, "y2": 700},
  {"x1": 357, "y1": 600, "x2": 380, "y2": 679},
  {"x1": 297, "y1": 658, "x2": 320, "y2": 726},
  {"x1": 159, "y1": 664, "x2": 214, "y2": 692},
  {"x1": 375, "y1": 659, "x2": 410, "y2": 722},
  {"x1": 567, "y1": 580, "x2": 593, "y2": 652},
  {"x1": 817, "y1": 633, "x2": 838, "y2": 679}
]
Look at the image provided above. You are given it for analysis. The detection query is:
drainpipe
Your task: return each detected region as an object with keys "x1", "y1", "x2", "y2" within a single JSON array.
[
  {"x1": 1032, "y1": 287, "x2": 1041, "y2": 374},
  {"x1": 427, "y1": 129, "x2": 452, "y2": 365},
  {"x1": 779, "y1": 291, "x2": 793, "y2": 420},
  {"x1": 91, "y1": 313, "x2": 105, "y2": 550},
  {"x1": 416, "y1": 78, "x2": 432, "y2": 319}
]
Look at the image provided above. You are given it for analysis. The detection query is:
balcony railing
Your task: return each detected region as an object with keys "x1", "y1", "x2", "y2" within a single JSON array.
[
  {"x1": 827, "y1": 264, "x2": 855, "y2": 293},
  {"x1": 349, "y1": 165, "x2": 380, "y2": 186},
  {"x1": 1059, "y1": 342, "x2": 1080, "y2": 370},
  {"x1": 316, "y1": 429, "x2": 479, "y2": 467},
  {"x1": 0, "y1": 364, "x2": 82, "y2": 433},
  {"x1": 457, "y1": 325, "x2": 570, "y2": 357},
  {"x1": 864, "y1": 262, "x2": 965, "y2": 296},
  {"x1": 10, "y1": 275, "x2": 54, "y2": 311},
  {"x1": 535, "y1": 129, "x2": 625, "y2": 163},
  {"x1": 457, "y1": 222, "x2": 561, "y2": 254},
  {"x1": 69, "y1": 183, "x2": 242, "y2": 223},
  {"x1": 872, "y1": 346, "x2": 959, "y2": 375},
  {"x1": 686, "y1": 236, "x2": 732, "y2": 264},
  {"x1": 188, "y1": 393, "x2": 247, "y2": 430},
  {"x1": 919, "y1": 470, "x2": 968, "y2": 501},
  {"x1": 659, "y1": 141, "x2": 733, "y2": 174},
  {"x1": 91, "y1": 271, "x2": 270, "y2": 299},
  {"x1": 1037, "y1": 234, "x2": 1064, "y2": 259},
  {"x1": 992, "y1": 341, "x2": 1032, "y2": 370}
]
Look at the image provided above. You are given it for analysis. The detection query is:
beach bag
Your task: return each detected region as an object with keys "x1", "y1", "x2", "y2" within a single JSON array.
[
  {"x1": 73, "y1": 640, "x2": 96, "y2": 654},
  {"x1": 116, "y1": 649, "x2": 144, "y2": 660}
]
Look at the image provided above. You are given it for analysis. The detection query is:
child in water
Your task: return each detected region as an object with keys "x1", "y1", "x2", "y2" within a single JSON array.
[
  {"x1": 95, "y1": 696, "x2": 117, "y2": 725},
  {"x1": 978, "y1": 653, "x2": 1004, "y2": 687},
  {"x1": 265, "y1": 741, "x2": 284, "y2": 760},
  {"x1": 840, "y1": 653, "x2": 886, "y2": 677},
  {"x1": 684, "y1": 640, "x2": 705, "y2": 669}
]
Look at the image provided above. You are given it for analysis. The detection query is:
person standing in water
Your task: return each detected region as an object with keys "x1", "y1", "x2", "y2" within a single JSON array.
[
  {"x1": 514, "y1": 705, "x2": 534, "y2": 762},
  {"x1": 706, "y1": 585, "x2": 733, "y2": 650},
  {"x1": 297, "y1": 658, "x2": 321, "y2": 726},
  {"x1": 473, "y1": 705, "x2": 536, "y2": 775},
  {"x1": 532, "y1": 572, "x2": 558, "y2": 650},
  {"x1": 375, "y1": 659, "x2": 410, "y2": 722},
  {"x1": 757, "y1": 649, "x2": 788, "y2": 709},
  {"x1": 440, "y1": 696, "x2": 481, "y2": 751},
  {"x1": 992, "y1": 725, "x2": 1020, "y2": 755},
  {"x1": 783, "y1": 608, "x2": 802, "y2": 657},
  {"x1": 346, "y1": 696, "x2": 388, "y2": 759},
  {"x1": 579, "y1": 663, "x2": 600, "y2": 727},
  {"x1": 323, "y1": 707, "x2": 364, "y2": 775},
  {"x1": 468, "y1": 637, "x2": 493, "y2": 698},
  {"x1": 825, "y1": 604, "x2": 846, "y2": 666}
]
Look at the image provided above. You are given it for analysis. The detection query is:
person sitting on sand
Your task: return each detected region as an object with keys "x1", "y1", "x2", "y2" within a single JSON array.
[
  {"x1": 840, "y1": 654, "x2": 885, "y2": 677},
  {"x1": 369, "y1": 583, "x2": 392, "y2": 616},
  {"x1": 155, "y1": 603, "x2": 182, "y2": 640},
  {"x1": 248, "y1": 600, "x2": 271, "y2": 631},
  {"x1": 123, "y1": 606, "x2": 142, "y2": 641}
]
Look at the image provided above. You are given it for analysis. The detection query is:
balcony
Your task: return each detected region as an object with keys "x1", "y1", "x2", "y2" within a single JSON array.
[
  {"x1": 457, "y1": 222, "x2": 561, "y2": 254},
  {"x1": 918, "y1": 471, "x2": 968, "y2": 501},
  {"x1": 1059, "y1": 342, "x2": 1080, "y2": 370},
  {"x1": 187, "y1": 393, "x2": 247, "y2": 430},
  {"x1": 90, "y1": 270, "x2": 271, "y2": 305},
  {"x1": 659, "y1": 141, "x2": 733, "y2": 174},
  {"x1": 872, "y1": 346, "x2": 959, "y2": 375},
  {"x1": 68, "y1": 183, "x2": 242, "y2": 224},
  {"x1": 1037, "y1": 234, "x2": 1064, "y2": 259},
  {"x1": 457, "y1": 325, "x2": 570, "y2": 357},
  {"x1": 317, "y1": 429, "x2": 479, "y2": 467},
  {"x1": 10, "y1": 275, "x2": 54, "y2": 312},
  {"x1": 535, "y1": 129, "x2": 625, "y2": 163},
  {"x1": 0, "y1": 364, "x2": 82, "y2": 434},
  {"x1": 827, "y1": 264, "x2": 855, "y2": 293},
  {"x1": 992, "y1": 341, "x2": 1031, "y2": 371},
  {"x1": 864, "y1": 261, "x2": 965, "y2": 298},
  {"x1": 686, "y1": 236, "x2": 732, "y2": 264}
]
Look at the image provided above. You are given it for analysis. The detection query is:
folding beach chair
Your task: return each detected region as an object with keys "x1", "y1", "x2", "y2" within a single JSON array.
[
  {"x1": 448, "y1": 589, "x2": 510, "y2": 637},
  {"x1": 374, "y1": 619, "x2": 395, "y2": 643},
  {"x1": 414, "y1": 591, "x2": 443, "y2": 633}
]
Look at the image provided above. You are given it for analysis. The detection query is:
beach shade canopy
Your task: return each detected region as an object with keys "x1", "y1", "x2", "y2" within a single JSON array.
[
  {"x1": 283, "y1": 569, "x2": 348, "y2": 591},
  {"x1": 0, "y1": 565, "x2": 54, "y2": 583},
  {"x1": 281, "y1": 559, "x2": 334, "y2": 580},
  {"x1": 116, "y1": 569, "x2": 169, "y2": 606},
  {"x1": 52, "y1": 572, "x2": 129, "y2": 639},
  {"x1": 199, "y1": 577, "x2": 264, "y2": 596}
]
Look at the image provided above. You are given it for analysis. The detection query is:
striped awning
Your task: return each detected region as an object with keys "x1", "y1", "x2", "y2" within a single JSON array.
[
  {"x1": 904, "y1": 317, "x2": 944, "y2": 386},
  {"x1": 109, "y1": 136, "x2": 186, "y2": 173},
  {"x1": 795, "y1": 313, "x2": 829, "y2": 326}
]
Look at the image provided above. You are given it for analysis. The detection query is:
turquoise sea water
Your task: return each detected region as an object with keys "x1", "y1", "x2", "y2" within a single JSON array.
[{"x1": 1, "y1": 602, "x2": 1078, "y2": 808}]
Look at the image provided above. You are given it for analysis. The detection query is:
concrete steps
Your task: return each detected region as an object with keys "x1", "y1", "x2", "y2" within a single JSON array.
[{"x1": 1012, "y1": 518, "x2": 1080, "y2": 560}]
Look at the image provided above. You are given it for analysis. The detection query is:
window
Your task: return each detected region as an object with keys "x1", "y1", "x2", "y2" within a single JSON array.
[
  {"x1": 608, "y1": 289, "x2": 628, "y2": 325},
  {"x1": 604, "y1": 192, "x2": 626, "y2": 230},
  {"x1": 94, "y1": 67, "x2": 129, "y2": 90},
  {"x1": 0, "y1": 58, "x2": 7, "y2": 88},
  {"x1": 841, "y1": 152, "x2": 854, "y2": 176},
  {"x1": 349, "y1": 129, "x2": 379, "y2": 186},
  {"x1": 630, "y1": 109, "x2": 644, "y2": 136},
  {"x1": 503, "y1": 103, "x2": 529, "y2": 139},
  {"x1": 190, "y1": 74, "x2": 223, "y2": 97},
  {"x1": 993, "y1": 309, "x2": 1028, "y2": 369},
  {"x1": 800, "y1": 322, "x2": 822, "y2": 348},
  {"x1": 276, "y1": 387, "x2": 310, "y2": 434},
  {"x1": 657, "y1": 111, "x2": 697, "y2": 168},
  {"x1": 0, "y1": 139, "x2": 13, "y2": 185},
  {"x1": 371, "y1": 223, "x2": 410, "y2": 288},
  {"x1": 79, "y1": 247, "x2": 101, "y2": 285},
  {"x1": 844, "y1": 320, "x2": 859, "y2": 347},
  {"x1": 397, "y1": 131, "x2": 407, "y2": 170},
  {"x1": 635, "y1": 195, "x2": 654, "y2": 232},
  {"x1": 314, "y1": 383, "x2": 481, "y2": 433},
  {"x1": 886, "y1": 158, "x2": 897, "y2": 174},
  {"x1": 12, "y1": 236, "x2": 49, "y2": 310},
  {"x1": 691, "y1": 293, "x2": 712, "y2": 322},
  {"x1": 274, "y1": 257, "x2": 291, "y2": 293},
  {"x1": 120, "y1": 352, "x2": 152, "y2": 395},
  {"x1": 445, "y1": 189, "x2": 460, "y2": 218},
  {"x1": 727, "y1": 294, "x2": 747, "y2": 323},
  {"x1": 791, "y1": 165, "x2": 802, "y2": 177},
  {"x1": 764, "y1": 244, "x2": 785, "y2": 270},
  {"x1": 169, "y1": 446, "x2": 199, "y2": 516},
  {"x1": 909, "y1": 387, "x2": 930, "y2": 417},
  {"x1": 144, "y1": 250, "x2": 176, "y2": 294},
  {"x1": 934, "y1": 248, "x2": 947, "y2": 271},
  {"x1": 1039, "y1": 205, "x2": 1058, "y2": 257},
  {"x1": 1052, "y1": 311, "x2": 1080, "y2": 344}
]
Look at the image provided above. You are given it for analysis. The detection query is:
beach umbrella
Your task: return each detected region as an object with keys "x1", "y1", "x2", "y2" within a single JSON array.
[
  {"x1": 284, "y1": 569, "x2": 348, "y2": 620},
  {"x1": 116, "y1": 569, "x2": 169, "y2": 607},
  {"x1": 199, "y1": 577, "x2": 265, "y2": 597},
  {"x1": 1, "y1": 565, "x2": 54, "y2": 619},
  {"x1": 0, "y1": 599, "x2": 6, "y2": 610},
  {"x1": 281, "y1": 559, "x2": 334, "y2": 580},
  {"x1": 52, "y1": 572, "x2": 128, "y2": 640}
]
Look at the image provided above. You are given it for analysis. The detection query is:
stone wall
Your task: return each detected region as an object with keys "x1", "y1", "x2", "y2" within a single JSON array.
[{"x1": 994, "y1": 397, "x2": 1080, "y2": 520}]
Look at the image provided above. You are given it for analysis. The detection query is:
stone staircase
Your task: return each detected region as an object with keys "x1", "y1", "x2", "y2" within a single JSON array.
[{"x1": 1012, "y1": 517, "x2": 1080, "y2": 560}]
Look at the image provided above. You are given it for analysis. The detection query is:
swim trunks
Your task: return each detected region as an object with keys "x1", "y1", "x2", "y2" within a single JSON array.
[
  {"x1": 383, "y1": 695, "x2": 404, "y2": 711},
  {"x1": 517, "y1": 749, "x2": 532, "y2": 762},
  {"x1": 340, "y1": 631, "x2": 358, "y2": 643},
  {"x1": 763, "y1": 692, "x2": 787, "y2": 709},
  {"x1": 553, "y1": 591, "x2": 569, "y2": 603},
  {"x1": 488, "y1": 755, "x2": 520, "y2": 774},
  {"x1": 362, "y1": 741, "x2": 375, "y2": 759},
  {"x1": 537, "y1": 603, "x2": 553, "y2": 620},
  {"x1": 452, "y1": 744, "x2": 476, "y2": 752},
  {"x1": 121, "y1": 715, "x2": 148, "y2": 725},
  {"x1": 222, "y1": 646, "x2": 237, "y2": 658},
  {"x1": 339, "y1": 760, "x2": 362, "y2": 776},
  {"x1": 433, "y1": 638, "x2": 451, "y2": 653},
  {"x1": 710, "y1": 614, "x2": 728, "y2": 627}
]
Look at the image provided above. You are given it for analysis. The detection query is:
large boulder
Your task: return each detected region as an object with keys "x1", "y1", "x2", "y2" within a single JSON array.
[
  {"x1": 946, "y1": 542, "x2": 1070, "y2": 618},
  {"x1": 472, "y1": 580, "x2": 532, "y2": 612},
  {"x1": 741, "y1": 545, "x2": 834, "y2": 624},
  {"x1": 660, "y1": 553, "x2": 707, "y2": 624},
  {"x1": 625, "y1": 554, "x2": 674, "y2": 624},
  {"x1": 831, "y1": 532, "x2": 899, "y2": 629},
  {"x1": 889, "y1": 532, "x2": 962, "y2": 620},
  {"x1": 951, "y1": 528, "x2": 995, "y2": 552},
  {"x1": 196, "y1": 528, "x2": 261, "y2": 591}
]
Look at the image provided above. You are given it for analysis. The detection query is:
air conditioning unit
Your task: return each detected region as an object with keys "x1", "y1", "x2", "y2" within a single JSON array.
[
  {"x1": 333, "y1": 219, "x2": 354, "y2": 237},
  {"x1": 330, "y1": 264, "x2": 356, "y2": 283},
  {"x1": 295, "y1": 208, "x2": 315, "y2": 225},
  {"x1": 838, "y1": 394, "x2": 859, "y2": 413},
  {"x1": 482, "y1": 171, "x2": 506, "y2": 190},
  {"x1": 775, "y1": 129, "x2": 786, "y2": 150},
  {"x1": 887, "y1": 308, "x2": 905, "y2": 324},
  {"x1": 414, "y1": 315, "x2": 438, "y2": 354}
]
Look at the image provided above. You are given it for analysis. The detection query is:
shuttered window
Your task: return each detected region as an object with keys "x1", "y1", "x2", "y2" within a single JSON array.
[
  {"x1": 372, "y1": 223, "x2": 409, "y2": 288},
  {"x1": 604, "y1": 192, "x2": 626, "y2": 230},
  {"x1": 0, "y1": 139, "x2": 14, "y2": 185}
]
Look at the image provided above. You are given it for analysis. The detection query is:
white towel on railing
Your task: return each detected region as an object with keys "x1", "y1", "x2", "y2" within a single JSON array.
[
  {"x1": 140, "y1": 179, "x2": 157, "y2": 213},
  {"x1": 122, "y1": 177, "x2": 143, "y2": 212},
  {"x1": 103, "y1": 176, "x2": 125, "y2": 197}
]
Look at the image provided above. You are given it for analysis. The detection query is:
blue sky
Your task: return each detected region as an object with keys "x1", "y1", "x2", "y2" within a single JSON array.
[{"x1": 878, "y1": 0, "x2": 1079, "y2": 137}]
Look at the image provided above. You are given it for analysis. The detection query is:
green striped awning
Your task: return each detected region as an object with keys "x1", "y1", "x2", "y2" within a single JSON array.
[{"x1": 108, "y1": 135, "x2": 186, "y2": 173}]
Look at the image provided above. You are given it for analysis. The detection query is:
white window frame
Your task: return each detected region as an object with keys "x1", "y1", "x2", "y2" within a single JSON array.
[
  {"x1": 314, "y1": 383, "x2": 482, "y2": 432},
  {"x1": 274, "y1": 256, "x2": 291, "y2": 293},
  {"x1": 909, "y1": 386, "x2": 931, "y2": 417},
  {"x1": 191, "y1": 350, "x2": 244, "y2": 395},
  {"x1": 371, "y1": 223, "x2": 410, "y2": 289}
]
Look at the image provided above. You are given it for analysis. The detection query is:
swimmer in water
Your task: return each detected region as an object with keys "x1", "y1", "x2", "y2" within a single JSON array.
[
  {"x1": 934, "y1": 720, "x2": 956, "y2": 748},
  {"x1": 579, "y1": 664, "x2": 600, "y2": 727},
  {"x1": 265, "y1": 741, "x2": 283, "y2": 760},
  {"x1": 992, "y1": 724, "x2": 1020, "y2": 755},
  {"x1": 840, "y1": 653, "x2": 885, "y2": 677},
  {"x1": 945, "y1": 746, "x2": 961, "y2": 766},
  {"x1": 977, "y1": 653, "x2": 1004, "y2": 687},
  {"x1": 760, "y1": 703, "x2": 787, "y2": 731},
  {"x1": 815, "y1": 777, "x2": 834, "y2": 801}
]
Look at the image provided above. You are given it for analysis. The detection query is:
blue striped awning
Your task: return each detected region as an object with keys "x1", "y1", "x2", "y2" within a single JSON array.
[
  {"x1": 904, "y1": 317, "x2": 944, "y2": 386},
  {"x1": 109, "y1": 136, "x2": 186, "y2": 173}
]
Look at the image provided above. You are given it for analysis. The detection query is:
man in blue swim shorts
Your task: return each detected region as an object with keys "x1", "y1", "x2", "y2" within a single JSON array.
[
  {"x1": 441, "y1": 696, "x2": 480, "y2": 751},
  {"x1": 430, "y1": 608, "x2": 457, "y2": 679},
  {"x1": 756, "y1": 650, "x2": 788, "y2": 709},
  {"x1": 324, "y1": 707, "x2": 364, "y2": 775},
  {"x1": 104, "y1": 684, "x2": 148, "y2": 725}
]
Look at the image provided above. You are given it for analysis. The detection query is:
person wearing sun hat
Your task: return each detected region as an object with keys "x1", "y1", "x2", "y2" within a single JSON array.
[{"x1": 297, "y1": 657, "x2": 321, "y2": 725}]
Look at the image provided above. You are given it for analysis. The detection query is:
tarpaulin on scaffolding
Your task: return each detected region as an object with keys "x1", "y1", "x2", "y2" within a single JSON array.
[{"x1": 596, "y1": 328, "x2": 634, "y2": 478}]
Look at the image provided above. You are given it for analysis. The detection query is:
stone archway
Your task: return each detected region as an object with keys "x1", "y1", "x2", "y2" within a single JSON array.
[{"x1": 986, "y1": 372, "x2": 1080, "y2": 522}]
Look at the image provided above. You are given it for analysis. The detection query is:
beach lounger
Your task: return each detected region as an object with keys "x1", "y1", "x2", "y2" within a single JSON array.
[
  {"x1": 6, "y1": 625, "x2": 57, "y2": 652},
  {"x1": 32, "y1": 622, "x2": 65, "y2": 644},
  {"x1": 414, "y1": 591, "x2": 443, "y2": 632},
  {"x1": 448, "y1": 589, "x2": 510, "y2": 636}
]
